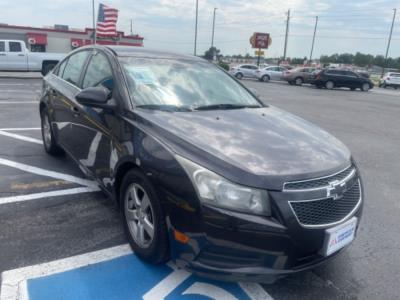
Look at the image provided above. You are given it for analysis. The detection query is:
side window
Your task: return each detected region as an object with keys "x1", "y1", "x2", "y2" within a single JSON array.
[
  {"x1": 241, "y1": 65, "x2": 249, "y2": 69},
  {"x1": 9, "y1": 42, "x2": 22, "y2": 52},
  {"x1": 56, "y1": 59, "x2": 68, "y2": 77},
  {"x1": 82, "y1": 52, "x2": 113, "y2": 90},
  {"x1": 0, "y1": 42, "x2": 5, "y2": 52},
  {"x1": 250, "y1": 65, "x2": 258, "y2": 70},
  {"x1": 347, "y1": 71, "x2": 357, "y2": 77},
  {"x1": 62, "y1": 51, "x2": 89, "y2": 86}
]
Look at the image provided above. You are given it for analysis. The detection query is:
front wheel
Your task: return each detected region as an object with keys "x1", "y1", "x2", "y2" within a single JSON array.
[
  {"x1": 261, "y1": 75, "x2": 270, "y2": 82},
  {"x1": 294, "y1": 77, "x2": 303, "y2": 86},
  {"x1": 40, "y1": 108, "x2": 64, "y2": 155},
  {"x1": 361, "y1": 83, "x2": 370, "y2": 92},
  {"x1": 235, "y1": 73, "x2": 243, "y2": 79},
  {"x1": 121, "y1": 169, "x2": 169, "y2": 263},
  {"x1": 325, "y1": 81, "x2": 334, "y2": 90}
]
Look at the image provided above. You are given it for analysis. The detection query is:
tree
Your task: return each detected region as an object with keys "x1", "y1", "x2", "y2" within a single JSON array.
[
  {"x1": 373, "y1": 55, "x2": 385, "y2": 67},
  {"x1": 204, "y1": 47, "x2": 221, "y2": 61}
]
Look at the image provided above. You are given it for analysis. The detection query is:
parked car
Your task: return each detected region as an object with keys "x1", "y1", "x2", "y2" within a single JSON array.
[
  {"x1": 379, "y1": 72, "x2": 400, "y2": 89},
  {"x1": 229, "y1": 64, "x2": 259, "y2": 79},
  {"x1": 0, "y1": 40, "x2": 65, "y2": 74},
  {"x1": 255, "y1": 66, "x2": 287, "y2": 82},
  {"x1": 282, "y1": 67, "x2": 317, "y2": 85},
  {"x1": 312, "y1": 69, "x2": 374, "y2": 91},
  {"x1": 40, "y1": 45, "x2": 363, "y2": 283}
]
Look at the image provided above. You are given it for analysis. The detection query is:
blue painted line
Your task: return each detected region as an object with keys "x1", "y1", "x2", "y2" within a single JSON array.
[{"x1": 27, "y1": 254, "x2": 253, "y2": 300}]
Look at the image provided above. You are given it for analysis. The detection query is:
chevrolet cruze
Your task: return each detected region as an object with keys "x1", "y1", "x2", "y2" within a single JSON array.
[{"x1": 39, "y1": 45, "x2": 363, "y2": 282}]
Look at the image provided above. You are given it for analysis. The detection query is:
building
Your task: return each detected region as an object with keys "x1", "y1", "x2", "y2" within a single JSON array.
[{"x1": 0, "y1": 23, "x2": 143, "y2": 53}]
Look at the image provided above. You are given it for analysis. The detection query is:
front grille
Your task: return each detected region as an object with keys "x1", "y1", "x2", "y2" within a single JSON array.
[
  {"x1": 289, "y1": 180, "x2": 361, "y2": 227},
  {"x1": 284, "y1": 165, "x2": 355, "y2": 190}
]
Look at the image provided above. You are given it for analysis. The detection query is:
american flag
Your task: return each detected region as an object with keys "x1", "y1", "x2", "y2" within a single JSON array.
[{"x1": 96, "y1": 3, "x2": 118, "y2": 37}]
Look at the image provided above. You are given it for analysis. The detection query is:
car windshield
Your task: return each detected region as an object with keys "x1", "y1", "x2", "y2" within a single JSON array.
[
  {"x1": 389, "y1": 73, "x2": 400, "y2": 77},
  {"x1": 119, "y1": 57, "x2": 262, "y2": 111}
]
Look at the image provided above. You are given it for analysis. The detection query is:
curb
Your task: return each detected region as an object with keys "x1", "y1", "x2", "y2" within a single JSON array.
[{"x1": 0, "y1": 72, "x2": 43, "y2": 79}]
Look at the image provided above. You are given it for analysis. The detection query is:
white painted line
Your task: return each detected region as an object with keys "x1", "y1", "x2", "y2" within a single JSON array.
[
  {"x1": 0, "y1": 130, "x2": 42, "y2": 145},
  {"x1": 0, "y1": 101, "x2": 37, "y2": 104},
  {"x1": 0, "y1": 186, "x2": 100, "y2": 205},
  {"x1": 0, "y1": 157, "x2": 98, "y2": 188},
  {"x1": 0, "y1": 244, "x2": 132, "y2": 300},
  {"x1": 240, "y1": 282, "x2": 274, "y2": 300},
  {"x1": 0, "y1": 128, "x2": 40, "y2": 131}
]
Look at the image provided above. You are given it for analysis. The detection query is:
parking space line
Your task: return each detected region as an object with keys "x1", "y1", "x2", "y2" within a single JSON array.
[
  {"x1": 0, "y1": 244, "x2": 132, "y2": 300},
  {"x1": 0, "y1": 158, "x2": 98, "y2": 188},
  {"x1": 0, "y1": 130, "x2": 42, "y2": 144},
  {"x1": 0, "y1": 128, "x2": 40, "y2": 131},
  {"x1": 0, "y1": 186, "x2": 100, "y2": 205},
  {"x1": 0, "y1": 102, "x2": 37, "y2": 104}
]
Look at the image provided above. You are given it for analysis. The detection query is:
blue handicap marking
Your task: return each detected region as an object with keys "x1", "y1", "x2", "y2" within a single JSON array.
[{"x1": 27, "y1": 254, "x2": 255, "y2": 300}]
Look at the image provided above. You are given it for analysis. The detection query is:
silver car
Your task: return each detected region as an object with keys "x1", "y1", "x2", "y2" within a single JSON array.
[
  {"x1": 256, "y1": 66, "x2": 287, "y2": 82},
  {"x1": 229, "y1": 64, "x2": 259, "y2": 79}
]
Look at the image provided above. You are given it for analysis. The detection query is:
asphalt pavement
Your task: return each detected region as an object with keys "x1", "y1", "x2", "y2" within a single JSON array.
[{"x1": 0, "y1": 78, "x2": 399, "y2": 300}]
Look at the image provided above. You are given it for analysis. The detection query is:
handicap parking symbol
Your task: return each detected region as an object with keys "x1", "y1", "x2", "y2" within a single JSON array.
[{"x1": 24, "y1": 250, "x2": 270, "y2": 300}]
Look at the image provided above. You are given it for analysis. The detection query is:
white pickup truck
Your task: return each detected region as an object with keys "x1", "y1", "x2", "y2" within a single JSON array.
[{"x1": 0, "y1": 40, "x2": 65, "y2": 75}]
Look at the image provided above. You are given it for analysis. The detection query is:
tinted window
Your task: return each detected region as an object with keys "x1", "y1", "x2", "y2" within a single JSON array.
[
  {"x1": 326, "y1": 70, "x2": 339, "y2": 75},
  {"x1": 0, "y1": 42, "x2": 4, "y2": 52},
  {"x1": 345, "y1": 71, "x2": 358, "y2": 77},
  {"x1": 249, "y1": 65, "x2": 258, "y2": 70},
  {"x1": 82, "y1": 52, "x2": 113, "y2": 90},
  {"x1": 9, "y1": 42, "x2": 22, "y2": 52},
  {"x1": 241, "y1": 65, "x2": 250, "y2": 69},
  {"x1": 61, "y1": 51, "x2": 89, "y2": 86}
]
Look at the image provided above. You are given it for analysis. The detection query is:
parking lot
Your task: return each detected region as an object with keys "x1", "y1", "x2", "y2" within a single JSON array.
[{"x1": 0, "y1": 77, "x2": 399, "y2": 300}]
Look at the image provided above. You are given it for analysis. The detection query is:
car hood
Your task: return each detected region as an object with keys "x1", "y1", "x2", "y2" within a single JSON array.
[{"x1": 134, "y1": 106, "x2": 351, "y2": 190}]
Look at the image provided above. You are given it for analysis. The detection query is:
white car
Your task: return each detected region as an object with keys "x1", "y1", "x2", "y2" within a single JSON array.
[
  {"x1": 256, "y1": 66, "x2": 287, "y2": 82},
  {"x1": 379, "y1": 72, "x2": 400, "y2": 89},
  {"x1": 0, "y1": 40, "x2": 65, "y2": 75},
  {"x1": 229, "y1": 64, "x2": 259, "y2": 79}
]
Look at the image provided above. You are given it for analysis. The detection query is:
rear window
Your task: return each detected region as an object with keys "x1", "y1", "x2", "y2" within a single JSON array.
[{"x1": 9, "y1": 42, "x2": 22, "y2": 52}]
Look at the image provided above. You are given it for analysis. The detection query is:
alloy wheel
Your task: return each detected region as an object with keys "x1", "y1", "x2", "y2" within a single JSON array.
[
  {"x1": 326, "y1": 81, "x2": 334, "y2": 89},
  {"x1": 42, "y1": 114, "x2": 52, "y2": 149},
  {"x1": 362, "y1": 83, "x2": 370, "y2": 91},
  {"x1": 124, "y1": 183, "x2": 155, "y2": 248}
]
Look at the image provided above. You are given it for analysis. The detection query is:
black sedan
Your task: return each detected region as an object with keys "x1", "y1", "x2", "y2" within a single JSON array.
[
  {"x1": 39, "y1": 45, "x2": 363, "y2": 282},
  {"x1": 312, "y1": 69, "x2": 373, "y2": 91}
]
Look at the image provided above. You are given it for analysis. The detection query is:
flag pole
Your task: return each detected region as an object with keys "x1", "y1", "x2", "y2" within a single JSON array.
[{"x1": 92, "y1": 0, "x2": 96, "y2": 44}]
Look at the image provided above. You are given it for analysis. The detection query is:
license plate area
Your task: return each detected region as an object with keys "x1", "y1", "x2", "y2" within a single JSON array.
[{"x1": 321, "y1": 217, "x2": 357, "y2": 257}]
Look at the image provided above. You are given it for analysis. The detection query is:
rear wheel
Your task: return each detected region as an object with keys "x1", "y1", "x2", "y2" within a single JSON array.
[
  {"x1": 294, "y1": 77, "x2": 303, "y2": 86},
  {"x1": 235, "y1": 73, "x2": 243, "y2": 79},
  {"x1": 121, "y1": 169, "x2": 169, "y2": 263},
  {"x1": 325, "y1": 81, "x2": 334, "y2": 90},
  {"x1": 361, "y1": 83, "x2": 370, "y2": 92},
  {"x1": 350, "y1": 87, "x2": 356, "y2": 91},
  {"x1": 40, "y1": 108, "x2": 64, "y2": 155},
  {"x1": 261, "y1": 75, "x2": 270, "y2": 82},
  {"x1": 42, "y1": 62, "x2": 57, "y2": 75}
]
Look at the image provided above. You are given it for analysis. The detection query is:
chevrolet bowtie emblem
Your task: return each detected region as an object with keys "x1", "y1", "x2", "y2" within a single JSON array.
[{"x1": 326, "y1": 180, "x2": 347, "y2": 200}]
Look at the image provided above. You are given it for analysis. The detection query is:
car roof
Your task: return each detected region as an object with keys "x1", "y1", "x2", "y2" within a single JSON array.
[{"x1": 103, "y1": 45, "x2": 203, "y2": 61}]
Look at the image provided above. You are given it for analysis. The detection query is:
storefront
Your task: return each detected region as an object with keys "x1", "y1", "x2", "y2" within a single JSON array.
[{"x1": 0, "y1": 24, "x2": 143, "y2": 53}]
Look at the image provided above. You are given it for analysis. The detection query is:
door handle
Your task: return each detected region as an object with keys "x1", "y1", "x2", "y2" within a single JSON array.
[
  {"x1": 71, "y1": 106, "x2": 80, "y2": 117},
  {"x1": 18, "y1": 54, "x2": 25, "y2": 56}
]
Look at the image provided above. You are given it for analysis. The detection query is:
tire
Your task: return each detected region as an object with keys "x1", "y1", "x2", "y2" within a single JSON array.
[
  {"x1": 235, "y1": 73, "x2": 243, "y2": 79},
  {"x1": 294, "y1": 77, "x2": 303, "y2": 86},
  {"x1": 40, "y1": 108, "x2": 64, "y2": 155},
  {"x1": 361, "y1": 83, "x2": 370, "y2": 92},
  {"x1": 42, "y1": 63, "x2": 57, "y2": 75},
  {"x1": 120, "y1": 169, "x2": 169, "y2": 263},
  {"x1": 325, "y1": 81, "x2": 334, "y2": 90},
  {"x1": 261, "y1": 75, "x2": 270, "y2": 82},
  {"x1": 350, "y1": 87, "x2": 356, "y2": 91}
]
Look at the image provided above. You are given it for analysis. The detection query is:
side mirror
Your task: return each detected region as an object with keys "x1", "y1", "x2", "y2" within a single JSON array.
[{"x1": 76, "y1": 87, "x2": 115, "y2": 109}]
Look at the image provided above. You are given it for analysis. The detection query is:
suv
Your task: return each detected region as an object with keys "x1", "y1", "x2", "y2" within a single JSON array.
[
  {"x1": 282, "y1": 67, "x2": 317, "y2": 85},
  {"x1": 313, "y1": 69, "x2": 374, "y2": 91},
  {"x1": 379, "y1": 72, "x2": 400, "y2": 89},
  {"x1": 256, "y1": 66, "x2": 287, "y2": 82},
  {"x1": 229, "y1": 64, "x2": 259, "y2": 79}
]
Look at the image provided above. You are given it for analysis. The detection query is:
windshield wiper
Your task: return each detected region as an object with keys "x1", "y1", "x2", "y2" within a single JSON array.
[
  {"x1": 135, "y1": 104, "x2": 193, "y2": 112},
  {"x1": 193, "y1": 104, "x2": 261, "y2": 111}
]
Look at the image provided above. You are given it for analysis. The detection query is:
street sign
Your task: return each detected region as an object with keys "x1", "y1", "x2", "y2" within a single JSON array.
[
  {"x1": 250, "y1": 33, "x2": 271, "y2": 49},
  {"x1": 255, "y1": 50, "x2": 265, "y2": 56}
]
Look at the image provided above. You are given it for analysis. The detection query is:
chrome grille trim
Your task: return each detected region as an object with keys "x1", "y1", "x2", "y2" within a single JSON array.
[{"x1": 283, "y1": 165, "x2": 355, "y2": 192}]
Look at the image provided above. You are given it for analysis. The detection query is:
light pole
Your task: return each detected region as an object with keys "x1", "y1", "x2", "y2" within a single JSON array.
[
  {"x1": 92, "y1": 0, "x2": 96, "y2": 44},
  {"x1": 211, "y1": 7, "x2": 217, "y2": 48},
  {"x1": 384, "y1": 8, "x2": 397, "y2": 74},
  {"x1": 194, "y1": 0, "x2": 199, "y2": 56},
  {"x1": 309, "y1": 16, "x2": 318, "y2": 62}
]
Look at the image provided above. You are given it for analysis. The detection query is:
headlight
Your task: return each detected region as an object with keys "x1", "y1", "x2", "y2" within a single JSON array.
[{"x1": 176, "y1": 155, "x2": 271, "y2": 215}]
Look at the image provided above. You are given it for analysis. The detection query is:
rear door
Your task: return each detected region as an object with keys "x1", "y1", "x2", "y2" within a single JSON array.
[
  {"x1": 4, "y1": 41, "x2": 28, "y2": 70},
  {"x1": 0, "y1": 41, "x2": 6, "y2": 70}
]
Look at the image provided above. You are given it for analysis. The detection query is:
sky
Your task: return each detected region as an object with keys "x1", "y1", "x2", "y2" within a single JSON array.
[{"x1": 0, "y1": 0, "x2": 399, "y2": 58}]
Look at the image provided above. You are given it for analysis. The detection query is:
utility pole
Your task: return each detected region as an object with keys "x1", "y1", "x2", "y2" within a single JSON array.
[
  {"x1": 283, "y1": 9, "x2": 290, "y2": 62},
  {"x1": 194, "y1": 0, "x2": 199, "y2": 56},
  {"x1": 211, "y1": 7, "x2": 217, "y2": 48},
  {"x1": 309, "y1": 16, "x2": 318, "y2": 62},
  {"x1": 92, "y1": 0, "x2": 96, "y2": 44},
  {"x1": 130, "y1": 19, "x2": 133, "y2": 35},
  {"x1": 384, "y1": 8, "x2": 397, "y2": 74}
]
